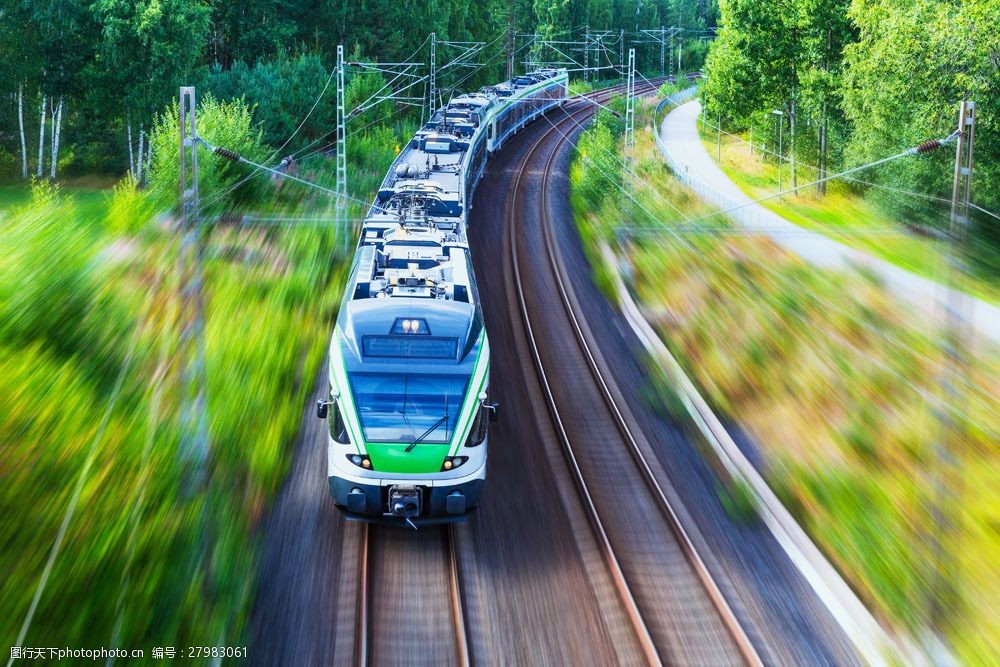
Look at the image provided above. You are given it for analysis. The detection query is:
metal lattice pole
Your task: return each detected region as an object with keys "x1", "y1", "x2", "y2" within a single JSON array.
[
  {"x1": 335, "y1": 45, "x2": 348, "y2": 253},
  {"x1": 623, "y1": 48, "x2": 636, "y2": 220},
  {"x1": 926, "y1": 101, "x2": 975, "y2": 655},
  {"x1": 178, "y1": 86, "x2": 208, "y2": 493},
  {"x1": 660, "y1": 26, "x2": 666, "y2": 77},
  {"x1": 429, "y1": 33, "x2": 437, "y2": 116},
  {"x1": 619, "y1": 30, "x2": 625, "y2": 81},
  {"x1": 669, "y1": 28, "x2": 676, "y2": 80},
  {"x1": 506, "y1": 26, "x2": 514, "y2": 80}
]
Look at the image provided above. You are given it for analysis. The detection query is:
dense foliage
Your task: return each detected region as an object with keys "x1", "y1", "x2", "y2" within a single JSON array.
[
  {"x1": 701, "y1": 0, "x2": 1000, "y2": 274},
  {"x1": 0, "y1": 1, "x2": 715, "y2": 180}
]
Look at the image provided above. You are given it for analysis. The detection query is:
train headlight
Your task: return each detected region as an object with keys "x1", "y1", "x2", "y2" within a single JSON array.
[
  {"x1": 346, "y1": 454, "x2": 373, "y2": 470},
  {"x1": 441, "y1": 456, "x2": 469, "y2": 472}
]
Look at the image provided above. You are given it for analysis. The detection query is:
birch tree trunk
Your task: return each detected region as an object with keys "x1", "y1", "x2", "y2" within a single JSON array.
[
  {"x1": 50, "y1": 98, "x2": 56, "y2": 176},
  {"x1": 136, "y1": 126, "x2": 145, "y2": 183},
  {"x1": 37, "y1": 94, "x2": 46, "y2": 177},
  {"x1": 127, "y1": 122, "x2": 135, "y2": 177},
  {"x1": 144, "y1": 131, "x2": 152, "y2": 180},
  {"x1": 18, "y1": 84, "x2": 28, "y2": 179},
  {"x1": 50, "y1": 97, "x2": 64, "y2": 180}
]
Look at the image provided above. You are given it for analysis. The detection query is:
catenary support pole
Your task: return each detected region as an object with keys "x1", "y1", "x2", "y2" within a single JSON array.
[
  {"x1": 178, "y1": 86, "x2": 208, "y2": 493},
  {"x1": 926, "y1": 100, "x2": 975, "y2": 663},
  {"x1": 335, "y1": 45, "x2": 348, "y2": 253}
]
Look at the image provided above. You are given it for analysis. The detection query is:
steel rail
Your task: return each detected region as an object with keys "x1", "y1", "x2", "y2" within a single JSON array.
[
  {"x1": 355, "y1": 524, "x2": 470, "y2": 667},
  {"x1": 355, "y1": 523, "x2": 370, "y2": 667},
  {"x1": 506, "y1": 86, "x2": 664, "y2": 667},
  {"x1": 509, "y1": 78, "x2": 760, "y2": 666},
  {"x1": 537, "y1": 113, "x2": 764, "y2": 667},
  {"x1": 446, "y1": 525, "x2": 472, "y2": 667}
]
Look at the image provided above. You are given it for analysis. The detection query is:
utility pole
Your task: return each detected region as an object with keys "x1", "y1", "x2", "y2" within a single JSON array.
[
  {"x1": 927, "y1": 100, "x2": 975, "y2": 656},
  {"x1": 623, "y1": 48, "x2": 636, "y2": 220},
  {"x1": 790, "y1": 98, "x2": 797, "y2": 190},
  {"x1": 772, "y1": 108, "x2": 784, "y2": 198},
  {"x1": 177, "y1": 86, "x2": 208, "y2": 493},
  {"x1": 506, "y1": 25, "x2": 514, "y2": 80},
  {"x1": 584, "y1": 25, "x2": 590, "y2": 83},
  {"x1": 335, "y1": 45, "x2": 348, "y2": 252},
  {"x1": 429, "y1": 33, "x2": 437, "y2": 116},
  {"x1": 619, "y1": 30, "x2": 625, "y2": 81},
  {"x1": 669, "y1": 28, "x2": 676, "y2": 81},
  {"x1": 717, "y1": 110, "x2": 722, "y2": 161},
  {"x1": 819, "y1": 104, "x2": 828, "y2": 196},
  {"x1": 660, "y1": 26, "x2": 666, "y2": 78}
]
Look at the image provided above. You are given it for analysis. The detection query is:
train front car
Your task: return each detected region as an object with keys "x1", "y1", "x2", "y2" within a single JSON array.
[
  {"x1": 320, "y1": 137, "x2": 495, "y2": 526},
  {"x1": 322, "y1": 224, "x2": 494, "y2": 525},
  {"x1": 319, "y1": 68, "x2": 566, "y2": 526}
]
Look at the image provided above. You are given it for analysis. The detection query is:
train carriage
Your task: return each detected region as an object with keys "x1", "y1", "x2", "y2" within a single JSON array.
[{"x1": 318, "y1": 68, "x2": 567, "y2": 526}]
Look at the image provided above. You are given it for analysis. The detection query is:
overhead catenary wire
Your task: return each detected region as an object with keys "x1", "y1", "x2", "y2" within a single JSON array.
[
  {"x1": 630, "y1": 125, "x2": 963, "y2": 232},
  {"x1": 197, "y1": 137, "x2": 393, "y2": 218},
  {"x1": 693, "y1": 112, "x2": 1000, "y2": 217},
  {"x1": 195, "y1": 37, "x2": 434, "y2": 216}
]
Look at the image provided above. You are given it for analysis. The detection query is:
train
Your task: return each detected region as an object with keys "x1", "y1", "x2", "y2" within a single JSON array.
[{"x1": 318, "y1": 67, "x2": 569, "y2": 526}]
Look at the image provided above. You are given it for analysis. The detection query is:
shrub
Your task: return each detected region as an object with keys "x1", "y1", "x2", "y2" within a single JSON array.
[
  {"x1": 147, "y1": 96, "x2": 270, "y2": 214},
  {"x1": 106, "y1": 173, "x2": 156, "y2": 235}
]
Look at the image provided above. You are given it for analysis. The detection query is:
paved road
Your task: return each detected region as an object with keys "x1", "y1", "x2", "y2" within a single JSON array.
[{"x1": 658, "y1": 100, "x2": 1000, "y2": 345}]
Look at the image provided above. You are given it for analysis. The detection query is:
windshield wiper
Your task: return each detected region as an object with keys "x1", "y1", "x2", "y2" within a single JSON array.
[{"x1": 405, "y1": 414, "x2": 448, "y2": 452}]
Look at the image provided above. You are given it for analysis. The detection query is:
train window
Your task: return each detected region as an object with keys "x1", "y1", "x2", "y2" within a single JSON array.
[
  {"x1": 349, "y1": 373, "x2": 469, "y2": 444},
  {"x1": 329, "y1": 389, "x2": 350, "y2": 444},
  {"x1": 466, "y1": 402, "x2": 488, "y2": 446}
]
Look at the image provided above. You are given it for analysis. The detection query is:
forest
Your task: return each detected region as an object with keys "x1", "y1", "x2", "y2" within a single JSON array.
[
  {"x1": 700, "y1": 0, "x2": 1000, "y2": 274},
  {"x1": 0, "y1": 0, "x2": 713, "y2": 183}
]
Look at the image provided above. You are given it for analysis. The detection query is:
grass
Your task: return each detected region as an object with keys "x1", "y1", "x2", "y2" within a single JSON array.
[
  {"x1": 0, "y1": 178, "x2": 345, "y2": 653},
  {"x1": 695, "y1": 125, "x2": 1000, "y2": 305},
  {"x1": 570, "y1": 96, "x2": 1000, "y2": 663},
  {"x1": 0, "y1": 122, "x2": 404, "y2": 653},
  {"x1": 0, "y1": 181, "x2": 112, "y2": 223}
]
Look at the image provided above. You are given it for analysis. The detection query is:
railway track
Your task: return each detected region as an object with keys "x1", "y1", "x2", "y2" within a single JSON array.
[
  {"x1": 355, "y1": 523, "x2": 470, "y2": 667},
  {"x1": 506, "y1": 85, "x2": 763, "y2": 665}
]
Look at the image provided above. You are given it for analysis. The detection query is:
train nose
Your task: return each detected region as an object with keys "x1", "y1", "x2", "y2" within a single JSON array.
[{"x1": 387, "y1": 485, "x2": 422, "y2": 518}]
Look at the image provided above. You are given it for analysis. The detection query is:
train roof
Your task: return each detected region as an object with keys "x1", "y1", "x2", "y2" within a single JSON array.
[
  {"x1": 338, "y1": 297, "x2": 483, "y2": 367},
  {"x1": 335, "y1": 68, "x2": 566, "y2": 362}
]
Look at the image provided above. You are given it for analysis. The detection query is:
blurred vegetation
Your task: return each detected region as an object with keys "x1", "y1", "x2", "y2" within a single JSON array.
[
  {"x1": 695, "y1": 123, "x2": 1000, "y2": 305},
  {"x1": 148, "y1": 97, "x2": 269, "y2": 214},
  {"x1": 570, "y1": 95, "x2": 1000, "y2": 662},
  {"x1": 702, "y1": 0, "x2": 1000, "y2": 281},
  {"x1": 0, "y1": 93, "x2": 411, "y2": 654}
]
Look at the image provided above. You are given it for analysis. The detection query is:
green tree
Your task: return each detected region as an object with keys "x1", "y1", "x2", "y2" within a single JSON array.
[
  {"x1": 147, "y1": 96, "x2": 270, "y2": 212},
  {"x1": 842, "y1": 0, "x2": 1000, "y2": 271},
  {"x1": 90, "y1": 0, "x2": 211, "y2": 180},
  {"x1": 207, "y1": 53, "x2": 334, "y2": 149},
  {"x1": 702, "y1": 0, "x2": 851, "y2": 190}
]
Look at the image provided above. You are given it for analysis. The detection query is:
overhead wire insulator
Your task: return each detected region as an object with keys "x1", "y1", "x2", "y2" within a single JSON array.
[
  {"x1": 915, "y1": 139, "x2": 942, "y2": 154},
  {"x1": 213, "y1": 146, "x2": 242, "y2": 162}
]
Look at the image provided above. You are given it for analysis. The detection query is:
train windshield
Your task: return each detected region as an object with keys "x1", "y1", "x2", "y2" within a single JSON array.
[{"x1": 348, "y1": 373, "x2": 469, "y2": 445}]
